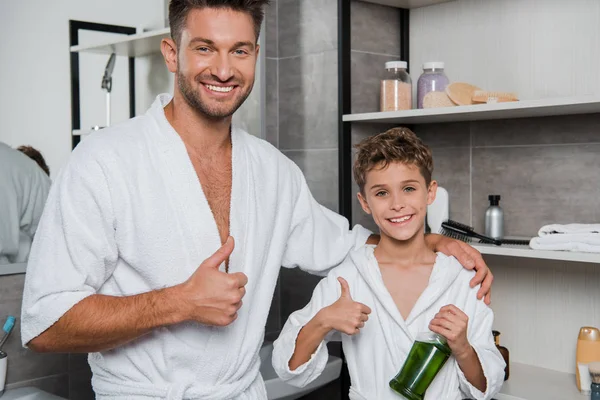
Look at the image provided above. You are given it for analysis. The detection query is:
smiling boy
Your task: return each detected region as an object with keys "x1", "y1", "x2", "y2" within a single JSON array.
[{"x1": 272, "y1": 128, "x2": 505, "y2": 399}]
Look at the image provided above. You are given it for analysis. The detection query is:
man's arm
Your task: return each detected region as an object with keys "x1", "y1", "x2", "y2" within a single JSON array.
[
  {"x1": 425, "y1": 233, "x2": 493, "y2": 304},
  {"x1": 28, "y1": 287, "x2": 185, "y2": 353},
  {"x1": 28, "y1": 237, "x2": 247, "y2": 353}
]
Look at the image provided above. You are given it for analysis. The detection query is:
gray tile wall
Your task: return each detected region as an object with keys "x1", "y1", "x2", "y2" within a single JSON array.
[{"x1": 351, "y1": 115, "x2": 600, "y2": 239}]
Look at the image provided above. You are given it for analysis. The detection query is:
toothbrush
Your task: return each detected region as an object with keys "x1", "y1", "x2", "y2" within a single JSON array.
[{"x1": 0, "y1": 316, "x2": 16, "y2": 351}]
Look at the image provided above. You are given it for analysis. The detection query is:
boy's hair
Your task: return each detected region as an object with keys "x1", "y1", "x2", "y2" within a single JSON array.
[
  {"x1": 353, "y1": 127, "x2": 433, "y2": 194},
  {"x1": 169, "y1": 0, "x2": 270, "y2": 47},
  {"x1": 17, "y1": 145, "x2": 50, "y2": 176}
]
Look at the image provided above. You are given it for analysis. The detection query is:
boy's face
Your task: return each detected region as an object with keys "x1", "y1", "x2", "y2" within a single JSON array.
[{"x1": 357, "y1": 162, "x2": 437, "y2": 243}]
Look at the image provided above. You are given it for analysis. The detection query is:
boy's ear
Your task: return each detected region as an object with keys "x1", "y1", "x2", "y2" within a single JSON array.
[
  {"x1": 357, "y1": 192, "x2": 372, "y2": 215},
  {"x1": 426, "y1": 180, "x2": 438, "y2": 206}
]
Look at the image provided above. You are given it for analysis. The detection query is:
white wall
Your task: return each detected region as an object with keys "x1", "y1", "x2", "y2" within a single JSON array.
[
  {"x1": 410, "y1": 0, "x2": 600, "y2": 101},
  {"x1": 0, "y1": 0, "x2": 166, "y2": 178}
]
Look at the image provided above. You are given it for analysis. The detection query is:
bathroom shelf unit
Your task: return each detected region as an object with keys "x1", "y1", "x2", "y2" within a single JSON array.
[
  {"x1": 343, "y1": 95, "x2": 600, "y2": 125},
  {"x1": 70, "y1": 27, "x2": 170, "y2": 57},
  {"x1": 472, "y1": 243, "x2": 600, "y2": 265},
  {"x1": 496, "y1": 362, "x2": 586, "y2": 400},
  {"x1": 362, "y1": 0, "x2": 454, "y2": 8}
]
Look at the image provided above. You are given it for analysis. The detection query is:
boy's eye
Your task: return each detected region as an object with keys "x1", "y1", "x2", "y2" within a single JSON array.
[
  {"x1": 375, "y1": 191, "x2": 387, "y2": 197},
  {"x1": 404, "y1": 187, "x2": 416, "y2": 192}
]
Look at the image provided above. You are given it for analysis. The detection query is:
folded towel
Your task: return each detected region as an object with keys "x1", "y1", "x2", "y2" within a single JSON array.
[
  {"x1": 538, "y1": 223, "x2": 600, "y2": 237},
  {"x1": 529, "y1": 233, "x2": 600, "y2": 253}
]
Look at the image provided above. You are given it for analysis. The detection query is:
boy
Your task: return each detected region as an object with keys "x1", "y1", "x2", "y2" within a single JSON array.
[{"x1": 272, "y1": 128, "x2": 505, "y2": 399}]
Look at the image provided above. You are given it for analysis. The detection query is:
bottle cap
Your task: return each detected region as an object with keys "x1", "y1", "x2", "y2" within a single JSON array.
[
  {"x1": 579, "y1": 326, "x2": 600, "y2": 341},
  {"x1": 423, "y1": 61, "x2": 444, "y2": 70},
  {"x1": 489, "y1": 195, "x2": 501, "y2": 205},
  {"x1": 385, "y1": 61, "x2": 408, "y2": 70}
]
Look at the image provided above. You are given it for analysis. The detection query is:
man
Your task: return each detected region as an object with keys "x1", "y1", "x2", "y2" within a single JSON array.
[
  {"x1": 21, "y1": 1, "x2": 492, "y2": 399},
  {"x1": 0, "y1": 142, "x2": 51, "y2": 264}
]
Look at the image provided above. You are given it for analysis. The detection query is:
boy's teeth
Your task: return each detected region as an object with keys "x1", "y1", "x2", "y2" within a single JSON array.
[
  {"x1": 390, "y1": 216, "x2": 411, "y2": 223},
  {"x1": 206, "y1": 84, "x2": 233, "y2": 93}
]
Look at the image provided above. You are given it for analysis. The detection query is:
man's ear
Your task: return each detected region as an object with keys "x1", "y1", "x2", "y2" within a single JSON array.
[
  {"x1": 161, "y1": 37, "x2": 178, "y2": 74},
  {"x1": 357, "y1": 192, "x2": 372, "y2": 215},
  {"x1": 427, "y1": 180, "x2": 438, "y2": 206}
]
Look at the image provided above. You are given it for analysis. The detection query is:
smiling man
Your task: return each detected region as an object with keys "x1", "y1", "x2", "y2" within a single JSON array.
[{"x1": 21, "y1": 1, "x2": 492, "y2": 399}]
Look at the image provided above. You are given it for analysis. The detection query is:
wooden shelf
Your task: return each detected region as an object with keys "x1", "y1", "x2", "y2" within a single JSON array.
[
  {"x1": 495, "y1": 362, "x2": 587, "y2": 400},
  {"x1": 70, "y1": 28, "x2": 170, "y2": 57},
  {"x1": 343, "y1": 96, "x2": 600, "y2": 125},
  {"x1": 472, "y1": 242, "x2": 600, "y2": 264},
  {"x1": 361, "y1": 0, "x2": 454, "y2": 8}
]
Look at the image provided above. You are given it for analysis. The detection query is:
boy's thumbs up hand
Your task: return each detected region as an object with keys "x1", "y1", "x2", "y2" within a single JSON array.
[
  {"x1": 180, "y1": 236, "x2": 248, "y2": 327},
  {"x1": 318, "y1": 277, "x2": 371, "y2": 336}
]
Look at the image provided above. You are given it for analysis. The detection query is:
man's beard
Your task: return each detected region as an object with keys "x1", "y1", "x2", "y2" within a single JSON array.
[{"x1": 177, "y1": 69, "x2": 253, "y2": 119}]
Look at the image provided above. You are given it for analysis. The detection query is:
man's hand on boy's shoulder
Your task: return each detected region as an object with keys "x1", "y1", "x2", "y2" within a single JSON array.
[{"x1": 425, "y1": 233, "x2": 493, "y2": 305}]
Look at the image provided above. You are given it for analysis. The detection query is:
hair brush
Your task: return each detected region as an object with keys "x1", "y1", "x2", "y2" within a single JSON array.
[{"x1": 440, "y1": 220, "x2": 502, "y2": 246}]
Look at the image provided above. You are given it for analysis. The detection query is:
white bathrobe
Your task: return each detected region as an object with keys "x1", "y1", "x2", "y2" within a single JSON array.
[
  {"x1": 0, "y1": 142, "x2": 51, "y2": 264},
  {"x1": 273, "y1": 246, "x2": 505, "y2": 400},
  {"x1": 21, "y1": 94, "x2": 371, "y2": 399}
]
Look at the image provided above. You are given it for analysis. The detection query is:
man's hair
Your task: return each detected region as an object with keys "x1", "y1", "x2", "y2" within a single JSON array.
[
  {"x1": 17, "y1": 145, "x2": 50, "y2": 176},
  {"x1": 353, "y1": 127, "x2": 433, "y2": 194},
  {"x1": 168, "y1": 0, "x2": 270, "y2": 47}
]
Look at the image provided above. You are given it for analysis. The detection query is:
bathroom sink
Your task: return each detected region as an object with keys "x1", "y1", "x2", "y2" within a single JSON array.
[
  {"x1": 1, "y1": 387, "x2": 67, "y2": 400},
  {"x1": 260, "y1": 341, "x2": 342, "y2": 400}
]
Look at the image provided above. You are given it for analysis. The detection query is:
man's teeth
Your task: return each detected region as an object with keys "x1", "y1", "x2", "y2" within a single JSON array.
[
  {"x1": 206, "y1": 84, "x2": 234, "y2": 93},
  {"x1": 390, "y1": 216, "x2": 411, "y2": 223}
]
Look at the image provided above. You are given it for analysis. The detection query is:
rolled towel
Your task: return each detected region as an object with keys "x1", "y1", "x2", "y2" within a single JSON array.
[
  {"x1": 529, "y1": 233, "x2": 600, "y2": 253},
  {"x1": 538, "y1": 223, "x2": 600, "y2": 237}
]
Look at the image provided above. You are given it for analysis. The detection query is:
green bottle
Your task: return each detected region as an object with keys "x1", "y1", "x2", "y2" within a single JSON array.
[{"x1": 389, "y1": 332, "x2": 452, "y2": 400}]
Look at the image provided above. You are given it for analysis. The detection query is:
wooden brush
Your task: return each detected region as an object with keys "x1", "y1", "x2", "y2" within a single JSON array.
[
  {"x1": 472, "y1": 90, "x2": 519, "y2": 103},
  {"x1": 445, "y1": 82, "x2": 482, "y2": 105}
]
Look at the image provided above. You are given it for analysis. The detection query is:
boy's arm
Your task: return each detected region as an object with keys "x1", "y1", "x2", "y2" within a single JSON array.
[
  {"x1": 430, "y1": 304, "x2": 505, "y2": 400},
  {"x1": 273, "y1": 274, "x2": 370, "y2": 388},
  {"x1": 289, "y1": 277, "x2": 370, "y2": 370}
]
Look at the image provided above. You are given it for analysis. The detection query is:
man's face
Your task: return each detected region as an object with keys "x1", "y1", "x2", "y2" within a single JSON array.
[{"x1": 176, "y1": 8, "x2": 259, "y2": 119}]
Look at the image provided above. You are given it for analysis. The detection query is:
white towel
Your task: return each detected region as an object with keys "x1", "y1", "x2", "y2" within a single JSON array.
[
  {"x1": 529, "y1": 233, "x2": 600, "y2": 253},
  {"x1": 538, "y1": 223, "x2": 600, "y2": 236}
]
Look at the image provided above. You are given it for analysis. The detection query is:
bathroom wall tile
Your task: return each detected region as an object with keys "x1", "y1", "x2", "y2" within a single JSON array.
[
  {"x1": 351, "y1": 51, "x2": 399, "y2": 114},
  {"x1": 351, "y1": 0, "x2": 401, "y2": 56},
  {"x1": 265, "y1": 277, "x2": 281, "y2": 334},
  {"x1": 430, "y1": 147, "x2": 471, "y2": 226},
  {"x1": 278, "y1": 0, "x2": 337, "y2": 58},
  {"x1": 280, "y1": 268, "x2": 322, "y2": 323},
  {"x1": 5, "y1": 374, "x2": 70, "y2": 398},
  {"x1": 265, "y1": 0, "x2": 278, "y2": 59},
  {"x1": 284, "y1": 149, "x2": 339, "y2": 212},
  {"x1": 0, "y1": 274, "x2": 70, "y2": 386},
  {"x1": 413, "y1": 122, "x2": 471, "y2": 148},
  {"x1": 471, "y1": 113, "x2": 600, "y2": 147},
  {"x1": 278, "y1": 51, "x2": 338, "y2": 150},
  {"x1": 266, "y1": 58, "x2": 278, "y2": 147},
  {"x1": 472, "y1": 144, "x2": 600, "y2": 237}
]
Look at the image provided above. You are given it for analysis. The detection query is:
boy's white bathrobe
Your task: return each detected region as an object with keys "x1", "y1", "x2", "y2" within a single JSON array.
[
  {"x1": 21, "y1": 94, "x2": 371, "y2": 399},
  {"x1": 273, "y1": 246, "x2": 505, "y2": 400}
]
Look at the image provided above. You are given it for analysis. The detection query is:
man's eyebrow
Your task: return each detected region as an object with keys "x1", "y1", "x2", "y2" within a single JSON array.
[{"x1": 189, "y1": 37, "x2": 215, "y2": 46}]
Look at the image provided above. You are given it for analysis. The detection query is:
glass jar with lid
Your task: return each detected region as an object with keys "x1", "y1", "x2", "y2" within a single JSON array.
[
  {"x1": 416, "y1": 62, "x2": 450, "y2": 109},
  {"x1": 380, "y1": 61, "x2": 412, "y2": 112}
]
